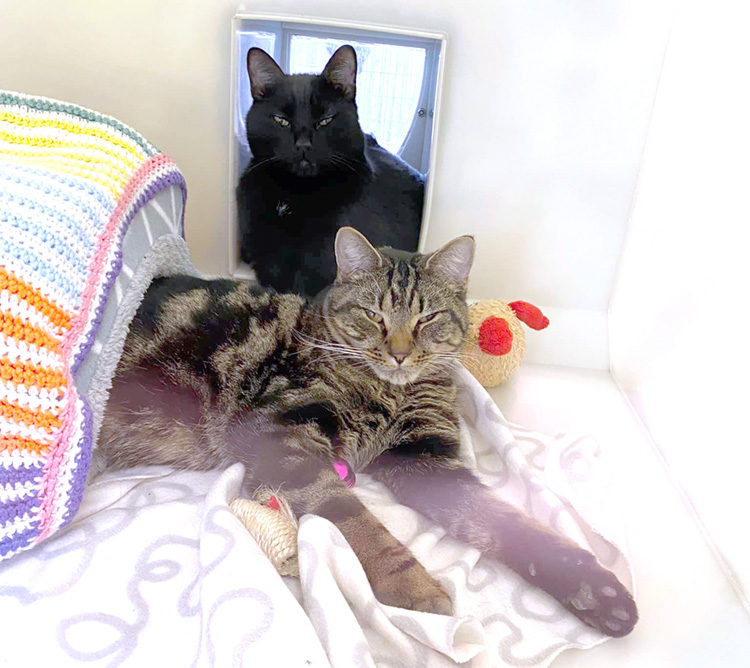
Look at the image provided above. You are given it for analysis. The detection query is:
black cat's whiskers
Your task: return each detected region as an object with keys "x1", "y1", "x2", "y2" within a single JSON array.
[
  {"x1": 322, "y1": 156, "x2": 355, "y2": 175},
  {"x1": 243, "y1": 156, "x2": 281, "y2": 174},
  {"x1": 326, "y1": 153, "x2": 368, "y2": 176}
]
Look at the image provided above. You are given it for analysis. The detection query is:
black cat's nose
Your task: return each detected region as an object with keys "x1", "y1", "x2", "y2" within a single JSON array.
[{"x1": 295, "y1": 137, "x2": 312, "y2": 150}]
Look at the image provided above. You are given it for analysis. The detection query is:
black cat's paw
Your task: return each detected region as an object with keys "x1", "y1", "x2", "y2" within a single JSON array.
[{"x1": 526, "y1": 547, "x2": 638, "y2": 637}]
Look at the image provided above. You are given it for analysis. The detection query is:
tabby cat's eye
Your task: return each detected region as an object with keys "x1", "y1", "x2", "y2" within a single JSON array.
[
  {"x1": 417, "y1": 313, "x2": 439, "y2": 326},
  {"x1": 273, "y1": 115, "x2": 290, "y2": 127},
  {"x1": 317, "y1": 115, "x2": 334, "y2": 129},
  {"x1": 362, "y1": 308, "x2": 383, "y2": 323}
]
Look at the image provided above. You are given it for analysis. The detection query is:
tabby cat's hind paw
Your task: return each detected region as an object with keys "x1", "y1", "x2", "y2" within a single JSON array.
[{"x1": 528, "y1": 548, "x2": 638, "y2": 637}]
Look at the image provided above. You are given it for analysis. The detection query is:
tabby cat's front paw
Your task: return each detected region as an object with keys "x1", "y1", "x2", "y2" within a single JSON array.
[
  {"x1": 371, "y1": 553, "x2": 453, "y2": 616},
  {"x1": 528, "y1": 547, "x2": 638, "y2": 637}
]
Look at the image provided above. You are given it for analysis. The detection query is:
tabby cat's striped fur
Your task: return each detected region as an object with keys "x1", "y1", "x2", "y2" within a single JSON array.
[{"x1": 99, "y1": 228, "x2": 637, "y2": 636}]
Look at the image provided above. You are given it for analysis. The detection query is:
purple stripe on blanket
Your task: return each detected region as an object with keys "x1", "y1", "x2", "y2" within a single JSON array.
[
  {"x1": 0, "y1": 494, "x2": 41, "y2": 526},
  {"x1": 61, "y1": 398, "x2": 93, "y2": 526},
  {"x1": 0, "y1": 463, "x2": 44, "y2": 487},
  {"x1": 0, "y1": 522, "x2": 41, "y2": 558}
]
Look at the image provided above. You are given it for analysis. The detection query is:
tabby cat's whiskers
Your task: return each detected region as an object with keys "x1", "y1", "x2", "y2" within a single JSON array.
[{"x1": 295, "y1": 331, "x2": 370, "y2": 364}]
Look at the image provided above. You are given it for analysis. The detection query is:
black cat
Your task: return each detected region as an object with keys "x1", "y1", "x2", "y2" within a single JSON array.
[{"x1": 237, "y1": 45, "x2": 424, "y2": 296}]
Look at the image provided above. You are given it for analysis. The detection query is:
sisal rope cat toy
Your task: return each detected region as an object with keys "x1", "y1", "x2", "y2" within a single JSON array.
[
  {"x1": 230, "y1": 459, "x2": 355, "y2": 576},
  {"x1": 231, "y1": 488, "x2": 300, "y2": 576}
]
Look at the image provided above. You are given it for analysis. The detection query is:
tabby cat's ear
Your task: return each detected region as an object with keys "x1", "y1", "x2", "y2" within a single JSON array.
[
  {"x1": 321, "y1": 45, "x2": 357, "y2": 101},
  {"x1": 335, "y1": 227, "x2": 383, "y2": 282},
  {"x1": 247, "y1": 48, "x2": 285, "y2": 100},
  {"x1": 424, "y1": 236, "x2": 475, "y2": 289}
]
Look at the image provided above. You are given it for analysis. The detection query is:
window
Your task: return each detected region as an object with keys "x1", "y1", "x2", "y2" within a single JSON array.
[{"x1": 233, "y1": 20, "x2": 442, "y2": 176}]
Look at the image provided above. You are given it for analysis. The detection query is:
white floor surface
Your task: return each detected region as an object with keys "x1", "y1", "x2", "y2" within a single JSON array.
[{"x1": 487, "y1": 364, "x2": 750, "y2": 668}]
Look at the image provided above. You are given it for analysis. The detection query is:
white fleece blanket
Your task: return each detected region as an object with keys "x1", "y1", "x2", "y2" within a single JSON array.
[{"x1": 0, "y1": 366, "x2": 634, "y2": 668}]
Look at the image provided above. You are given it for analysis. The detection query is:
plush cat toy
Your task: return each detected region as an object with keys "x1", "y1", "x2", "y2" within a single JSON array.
[{"x1": 461, "y1": 300, "x2": 549, "y2": 387}]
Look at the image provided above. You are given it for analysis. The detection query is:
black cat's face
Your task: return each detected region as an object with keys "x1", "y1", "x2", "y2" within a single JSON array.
[{"x1": 245, "y1": 45, "x2": 365, "y2": 178}]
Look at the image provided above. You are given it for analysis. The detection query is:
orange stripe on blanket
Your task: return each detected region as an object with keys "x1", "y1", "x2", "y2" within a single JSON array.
[
  {"x1": 0, "y1": 357, "x2": 67, "y2": 392},
  {"x1": 0, "y1": 312, "x2": 61, "y2": 353},
  {"x1": 0, "y1": 399, "x2": 61, "y2": 433},
  {"x1": 0, "y1": 266, "x2": 72, "y2": 331},
  {"x1": 0, "y1": 435, "x2": 51, "y2": 456}
]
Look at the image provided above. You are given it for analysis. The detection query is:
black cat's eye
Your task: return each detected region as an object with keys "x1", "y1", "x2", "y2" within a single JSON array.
[
  {"x1": 273, "y1": 115, "x2": 290, "y2": 127},
  {"x1": 316, "y1": 115, "x2": 335, "y2": 129}
]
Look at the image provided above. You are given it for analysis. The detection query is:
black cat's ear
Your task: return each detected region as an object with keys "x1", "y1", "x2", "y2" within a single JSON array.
[
  {"x1": 321, "y1": 45, "x2": 357, "y2": 101},
  {"x1": 247, "y1": 48, "x2": 285, "y2": 100},
  {"x1": 424, "y1": 236, "x2": 475, "y2": 289},
  {"x1": 335, "y1": 227, "x2": 383, "y2": 282}
]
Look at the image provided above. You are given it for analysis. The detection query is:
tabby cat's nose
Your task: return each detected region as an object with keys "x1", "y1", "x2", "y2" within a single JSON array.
[{"x1": 392, "y1": 352, "x2": 408, "y2": 365}]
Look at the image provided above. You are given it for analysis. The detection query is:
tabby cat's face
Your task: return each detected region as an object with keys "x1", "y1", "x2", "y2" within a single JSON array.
[
  {"x1": 319, "y1": 228, "x2": 475, "y2": 386},
  {"x1": 245, "y1": 45, "x2": 364, "y2": 178}
]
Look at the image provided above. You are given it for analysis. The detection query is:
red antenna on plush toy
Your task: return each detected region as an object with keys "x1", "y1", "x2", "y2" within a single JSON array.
[{"x1": 508, "y1": 301, "x2": 550, "y2": 331}]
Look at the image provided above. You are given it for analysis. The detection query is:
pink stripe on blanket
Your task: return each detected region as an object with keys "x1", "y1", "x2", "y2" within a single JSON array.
[
  {"x1": 34, "y1": 382, "x2": 80, "y2": 542},
  {"x1": 61, "y1": 155, "x2": 176, "y2": 359}
]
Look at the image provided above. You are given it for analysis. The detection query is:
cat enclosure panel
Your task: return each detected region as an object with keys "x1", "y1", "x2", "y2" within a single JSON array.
[{"x1": 228, "y1": 13, "x2": 446, "y2": 279}]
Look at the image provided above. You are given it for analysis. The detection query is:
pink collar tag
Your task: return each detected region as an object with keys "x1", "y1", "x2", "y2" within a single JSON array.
[{"x1": 332, "y1": 459, "x2": 356, "y2": 488}]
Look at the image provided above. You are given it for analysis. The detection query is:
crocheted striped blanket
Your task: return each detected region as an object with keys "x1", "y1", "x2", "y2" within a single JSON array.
[{"x1": 0, "y1": 91, "x2": 186, "y2": 561}]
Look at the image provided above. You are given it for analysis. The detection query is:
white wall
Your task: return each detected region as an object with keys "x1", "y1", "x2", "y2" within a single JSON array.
[
  {"x1": 0, "y1": 0, "x2": 672, "y2": 368},
  {"x1": 610, "y1": 0, "x2": 750, "y2": 605}
]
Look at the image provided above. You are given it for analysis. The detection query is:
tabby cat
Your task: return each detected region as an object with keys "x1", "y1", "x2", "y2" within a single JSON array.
[
  {"x1": 99, "y1": 228, "x2": 637, "y2": 637},
  {"x1": 236, "y1": 45, "x2": 424, "y2": 297}
]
